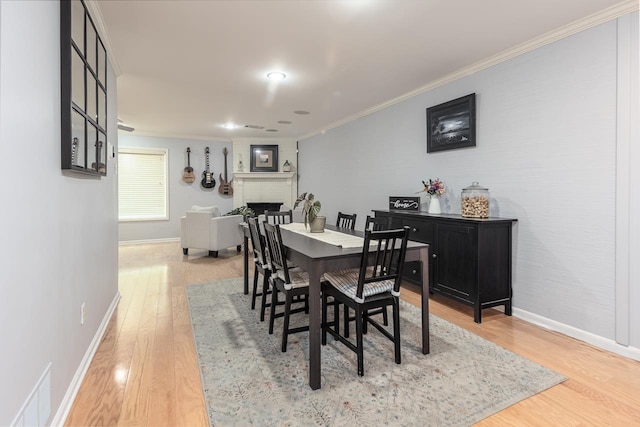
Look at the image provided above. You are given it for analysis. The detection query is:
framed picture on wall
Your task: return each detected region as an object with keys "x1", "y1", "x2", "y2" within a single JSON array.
[
  {"x1": 250, "y1": 145, "x2": 279, "y2": 172},
  {"x1": 426, "y1": 93, "x2": 476, "y2": 153}
]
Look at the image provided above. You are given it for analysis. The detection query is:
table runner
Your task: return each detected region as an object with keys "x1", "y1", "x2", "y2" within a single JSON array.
[{"x1": 279, "y1": 223, "x2": 365, "y2": 248}]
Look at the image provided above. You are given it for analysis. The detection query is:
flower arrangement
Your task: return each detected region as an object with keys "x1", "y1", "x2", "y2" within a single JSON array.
[{"x1": 419, "y1": 179, "x2": 446, "y2": 197}]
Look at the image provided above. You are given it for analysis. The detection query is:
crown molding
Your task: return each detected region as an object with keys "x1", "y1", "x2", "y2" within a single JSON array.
[{"x1": 300, "y1": 0, "x2": 639, "y2": 141}]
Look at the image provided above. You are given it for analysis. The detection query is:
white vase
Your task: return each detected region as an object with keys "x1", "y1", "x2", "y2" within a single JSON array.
[{"x1": 428, "y1": 195, "x2": 442, "y2": 214}]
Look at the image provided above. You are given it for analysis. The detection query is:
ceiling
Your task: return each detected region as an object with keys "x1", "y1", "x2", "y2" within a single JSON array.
[{"x1": 95, "y1": 0, "x2": 632, "y2": 141}]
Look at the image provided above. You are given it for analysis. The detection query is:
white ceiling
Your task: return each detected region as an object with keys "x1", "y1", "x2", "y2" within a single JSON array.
[{"x1": 94, "y1": 0, "x2": 634, "y2": 141}]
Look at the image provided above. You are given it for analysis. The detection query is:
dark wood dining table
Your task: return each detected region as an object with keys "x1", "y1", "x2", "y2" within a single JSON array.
[{"x1": 241, "y1": 223, "x2": 430, "y2": 390}]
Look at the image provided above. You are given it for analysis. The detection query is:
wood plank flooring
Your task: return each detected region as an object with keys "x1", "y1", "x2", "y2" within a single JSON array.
[{"x1": 64, "y1": 242, "x2": 640, "y2": 426}]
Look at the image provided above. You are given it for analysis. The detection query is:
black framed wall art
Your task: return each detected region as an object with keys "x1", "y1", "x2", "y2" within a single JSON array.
[
  {"x1": 250, "y1": 145, "x2": 279, "y2": 172},
  {"x1": 426, "y1": 93, "x2": 476, "y2": 153}
]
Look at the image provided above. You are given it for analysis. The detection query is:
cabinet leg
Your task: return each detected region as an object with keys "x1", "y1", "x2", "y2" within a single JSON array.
[
  {"x1": 474, "y1": 305, "x2": 482, "y2": 323},
  {"x1": 505, "y1": 300, "x2": 512, "y2": 316}
]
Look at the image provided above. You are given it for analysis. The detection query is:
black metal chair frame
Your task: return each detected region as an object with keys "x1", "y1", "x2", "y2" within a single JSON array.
[
  {"x1": 322, "y1": 226, "x2": 410, "y2": 376},
  {"x1": 263, "y1": 222, "x2": 310, "y2": 352},
  {"x1": 336, "y1": 212, "x2": 357, "y2": 230}
]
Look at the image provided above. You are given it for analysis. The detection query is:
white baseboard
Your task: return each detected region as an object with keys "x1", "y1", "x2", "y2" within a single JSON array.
[
  {"x1": 512, "y1": 307, "x2": 640, "y2": 362},
  {"x1": 118, "y1": 237, "x2": 180, "y2": 246},
  {"x1": 50, "y1": 291, "x2": 121, "y2": 426}
]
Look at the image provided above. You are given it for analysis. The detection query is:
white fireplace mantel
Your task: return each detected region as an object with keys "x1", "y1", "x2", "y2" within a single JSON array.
[{"x1": 233, "y1": 172, "x2": 297, "y2": 209}]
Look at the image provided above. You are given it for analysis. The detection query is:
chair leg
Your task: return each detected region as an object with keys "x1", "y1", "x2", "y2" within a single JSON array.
[
  {"x1": 282, "y1": 292, "x2": 293, "y2": 352},
  {"x1": 383, "y1": 307, "x2": 389, "y2": 326},
  {"x1": 182, "y1": 248, "x2": 188, "y2": 255},
  {"x1": 355, "y1": 306, "x2": 364, "y2": 377},
  {"x1": 251, "y1": 266, "x2": 259, "y2": 310},
  {"x1": 393, "y1": 298, "x2": 401, "y2": 364},
  {"x1": 269, "y1": 286, "x2": 278, "y2": 335},
  {"x1": 322, "y1": 289, "x2": 328, "y2": 346},
  {"x1": 344, "y1": 304, "x2": 349, "y2": 338},
  {"x1": 236, "y1": 245, "x2": 241, "y2": 252},
  {"x1": 363, "y1": 311, "x2": 369, "y2": 335},
  {"x1": 333, "y1": 299, "x2": 340, "y2": 339},
  {"x1": 209, "y1": 250, "x2": 218, "y2": 257},
  {"x1": 259, "y1": 272, "x2": 270, "y2": 322}
]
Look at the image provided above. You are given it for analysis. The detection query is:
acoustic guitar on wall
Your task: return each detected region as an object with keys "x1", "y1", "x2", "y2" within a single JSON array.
[
  {"x1": 218, "y1": 147, "x2": 233, "y2": 195},
  {"x1": 182, "y1": 147, "x2": 195, "y2": 183},
  {"x1": 201, "y1": 147, "x2": 216, "y2": 189}
]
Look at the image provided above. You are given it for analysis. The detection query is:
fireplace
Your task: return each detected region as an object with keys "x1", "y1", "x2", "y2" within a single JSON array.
[{"x1": 247, "y1": 202, "x2": 283, "y2": 215}]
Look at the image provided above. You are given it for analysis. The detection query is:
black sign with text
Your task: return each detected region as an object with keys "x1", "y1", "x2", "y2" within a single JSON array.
[{"x1": 389, "y1": 196, "x2": 420, "y2": 211}]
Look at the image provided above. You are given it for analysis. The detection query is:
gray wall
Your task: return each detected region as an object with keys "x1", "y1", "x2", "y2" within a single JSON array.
[
  {"x1": 118, "y1": 134, "x2": 234, "y2": 242},
  {"x1": 299, "y1": 15, "x2": 639, "y2": 355},
  {"x1": 0, "y1": 1, "x2": 119, "y2": 424}
]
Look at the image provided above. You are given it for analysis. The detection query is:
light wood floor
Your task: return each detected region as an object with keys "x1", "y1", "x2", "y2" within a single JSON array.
[{"x1": 65, "y1": 242, "x2": 640, "y2": 426}]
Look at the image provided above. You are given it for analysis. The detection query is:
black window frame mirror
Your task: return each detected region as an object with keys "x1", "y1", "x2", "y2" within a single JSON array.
[{"x1": 61, "y1": 0, "x2": 108, "y2": 176}]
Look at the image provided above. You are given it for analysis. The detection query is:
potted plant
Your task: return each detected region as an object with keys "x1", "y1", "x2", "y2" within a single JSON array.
[{"x1": 294, "y1": 192, "x2": 326, "y2": 232}]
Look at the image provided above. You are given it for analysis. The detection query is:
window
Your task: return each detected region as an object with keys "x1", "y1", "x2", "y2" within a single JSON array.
[{"x1": 118, "y1": 148, "x2": 168, "y2": 221}]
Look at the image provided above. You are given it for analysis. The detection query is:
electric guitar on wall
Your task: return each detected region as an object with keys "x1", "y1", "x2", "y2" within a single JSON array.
[
  {"x1": 201, "y1": 147, "x2": 216, "y2": 189},
  {"x1": 182, "y1": 147, "x2": 195, "y2": 183},
  {"x1": 218, "y1": 147, "x2": 233, "y2": 195}
]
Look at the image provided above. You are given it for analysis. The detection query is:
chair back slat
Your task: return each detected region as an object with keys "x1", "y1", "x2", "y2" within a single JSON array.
[
  {"x1": 247, "y1": 217, "x2": 268, "y2": 266},
  {"x1": 356, "y1": 227, "x2": 410, "y2": 299},
  {"x1": 364, "y1": 215, "x2": 392, "y2": 231},
  {"x1": 263, "y1": 222, "x2": 291, "y2": 283},
  {"x1": 336, "y1": 212, "x2": 357, "y2": 230},
  {"x1": 265, "y1": 210, "x2": 293, "y2": 225}
]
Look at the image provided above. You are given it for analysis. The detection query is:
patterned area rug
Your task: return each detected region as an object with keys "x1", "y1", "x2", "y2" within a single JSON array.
[{"x1": 187, "y1": 278, "x2": 565, "y2": 426}]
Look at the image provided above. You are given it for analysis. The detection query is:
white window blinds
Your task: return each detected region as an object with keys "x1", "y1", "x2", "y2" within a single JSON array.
[{"x1": 118, "y1": 148, "x2": 168, "y2": 221}]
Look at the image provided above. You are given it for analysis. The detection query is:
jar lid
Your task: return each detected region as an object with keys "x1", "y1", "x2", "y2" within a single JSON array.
[{"x1": 463, "y1": 181, "x2": 488, "y2": 191}]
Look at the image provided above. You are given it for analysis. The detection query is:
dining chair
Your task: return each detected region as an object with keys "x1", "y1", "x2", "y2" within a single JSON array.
[
  {"x1": 321, "y1": 226, "x2": 410, "y2": 376},
  {"x1": 340, "y1": 214, "x2": 394, "y2": 337},
  {"x1": 263, "y1": 221, "x2": 311, "y2": 352},
  {"x1": 264, "y1": 209, "x2": 293, "y2": 225},
  {"x1": 247, "y1": 217, "x2": 272, "y2": 321},
  {"x1": 336, "y1": 212, "x2": 357, "y2": 230},
  {"x1": 364, "y1": 215, "x2": 392, "y2": 231}
]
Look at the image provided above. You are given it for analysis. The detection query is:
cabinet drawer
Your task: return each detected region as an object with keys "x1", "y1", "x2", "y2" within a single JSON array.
[
  {"x1": 403, "y1": 219, "x2": 433, "y2": 244},
  {"x1": 402, "y1": 260, "x2": 422, "y2": 284}
]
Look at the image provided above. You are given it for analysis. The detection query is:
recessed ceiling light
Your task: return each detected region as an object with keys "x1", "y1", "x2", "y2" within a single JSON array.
[
  {"x1": 293, "y1": 110, "x2": 310, "y2": 115},
  {"x1": 244, "y1": 124, "x2": 264, "y2": 129},
  {"x1": 222, "y1": 123, "x2": 239, "y2": 129},
  {"x1": 265, "y1": 129, "x2": 278, "y2": 132},
  {"x1": 277, "y1": 120, "x2": 292, "y2": 124},
  {"x1": 267, "y1": 72, "x2": 286, "y2": 80}
]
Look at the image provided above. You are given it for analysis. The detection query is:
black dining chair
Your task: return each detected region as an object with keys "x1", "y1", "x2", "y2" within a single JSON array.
[
  {"x1": 265, "y1": 209, "x2": 293, "y2": 225},
  {"x1": 263, "y1": 222, "x2": 311, "y2": 352},
  {"x1": 336, "y1": 212, "x2": 357, "y2": 230},
  {"x1": 247, "y1": 217, "x2": 272, "y2": 321},
  {"x1": 339, "y1": 214, "x2": 394, "y2": 336},
  {"x1": 322, "y1": 226, "x2": 410, "y2": 376},
  {"x1": 364, "y1": 215, "x2": 392, "y2": 231}
]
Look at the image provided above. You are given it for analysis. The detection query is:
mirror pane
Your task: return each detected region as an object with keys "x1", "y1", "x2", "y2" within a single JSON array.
[
  {"x1": 98, "y1": 88, "x2": 106, "y2": 128},
  {"x1": 87, "y1": 73, "x2": 97, "y2": 124},
  {"x1": 98, "y1": 131, "x2": 107, "y2": 174},
  {"x1": 72, "y1": 50, "x2": 85, "y2": 110},
  {"x1": 87, "y1": 124, "x2": 98, "y2": 172},
  {"x1": 87, "y1": 21, "x2": 97, "y2": 73},
  {"x1": 98, "y1": 41, "x2": 106, "y2": 85},
  {"x1": 71, "y1": 0, "x2": 84, "y2": 53},
  {"x1": 71, "y1": 110, "x2": 86, "y2": 168}
]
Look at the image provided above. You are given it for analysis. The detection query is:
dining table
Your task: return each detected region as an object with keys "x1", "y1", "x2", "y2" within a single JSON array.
[{"x1": 241, "y1": 222, "x2": 430, "y2": 390}]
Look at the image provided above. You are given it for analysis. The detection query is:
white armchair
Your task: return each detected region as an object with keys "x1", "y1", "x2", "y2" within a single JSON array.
[{"x1": 180, "y1": 206, "x2": 244, "y2": 257}]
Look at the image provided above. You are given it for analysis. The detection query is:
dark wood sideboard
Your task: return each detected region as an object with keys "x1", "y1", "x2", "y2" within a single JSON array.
[{"x1": 373, "y1": 210, "x2": 517, "y2": 323}]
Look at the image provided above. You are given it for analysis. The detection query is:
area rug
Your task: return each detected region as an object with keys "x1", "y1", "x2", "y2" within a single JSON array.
[{"x1": 186, "y1": 278, "x2": 565, "y2": 426}]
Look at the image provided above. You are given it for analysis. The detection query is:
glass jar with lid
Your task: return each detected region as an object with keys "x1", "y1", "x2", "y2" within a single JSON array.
[{"x1": 461, "y1": 182, "x2": 490, "y2": 218}]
